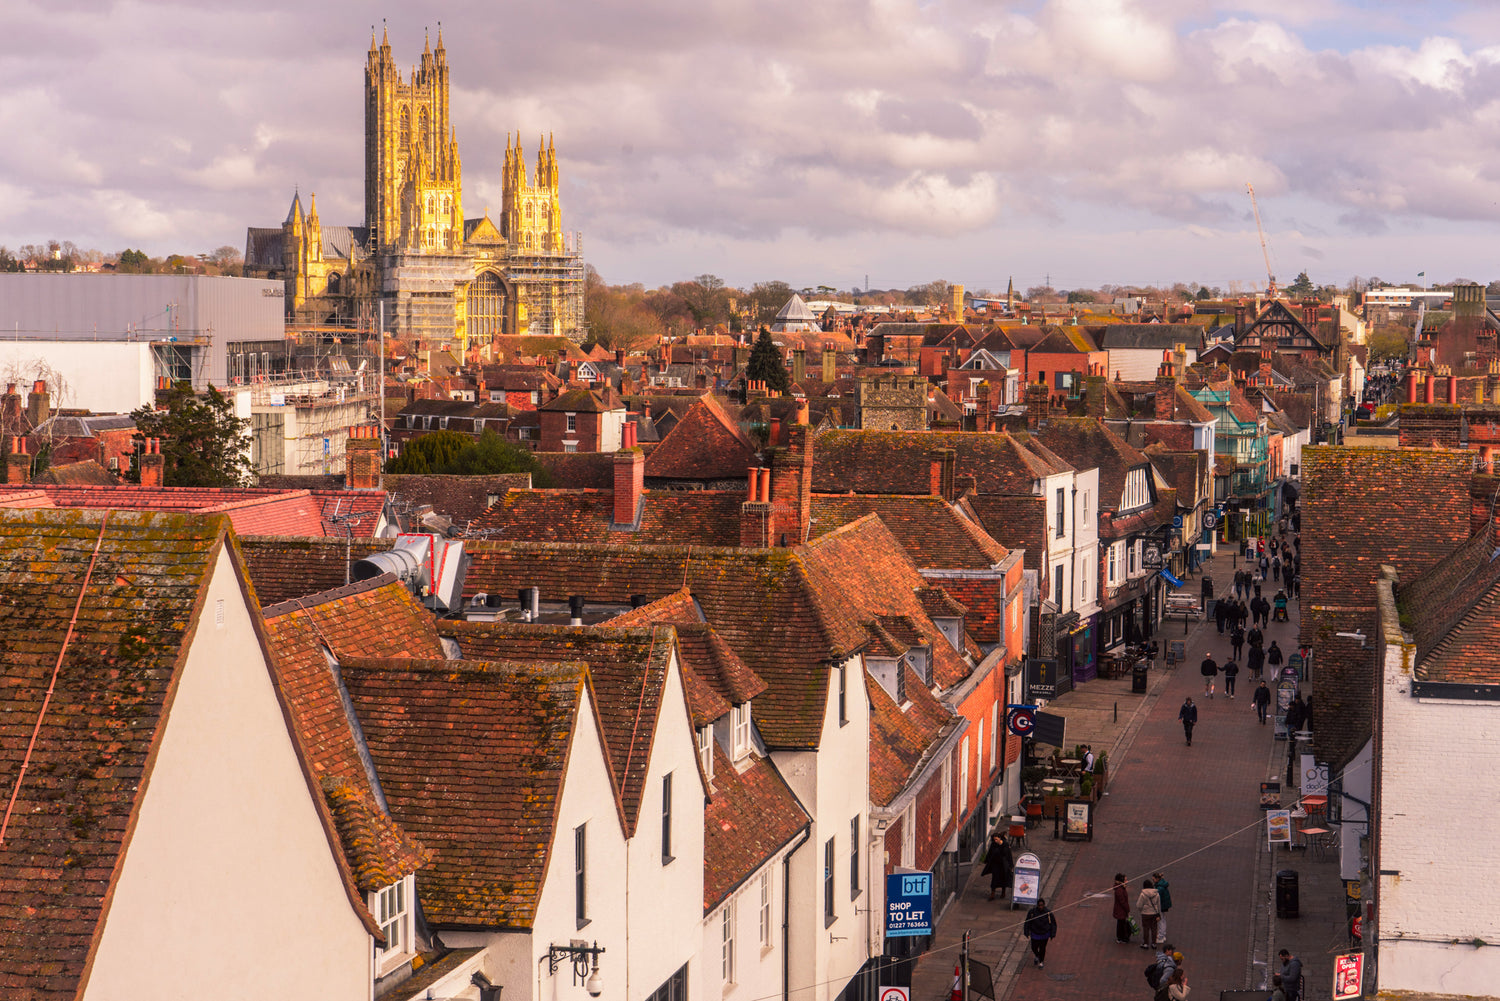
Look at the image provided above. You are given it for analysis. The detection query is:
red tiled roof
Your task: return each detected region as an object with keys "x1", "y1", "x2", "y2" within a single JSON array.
[
  {"x1": 809, "y1": 494, "x2": 1008, "y2": 570},
  {"x1": 238, "y1": 535, "x2": 395, "y2": 605},
  {"x1": 702, "y1": 745, "x2": 810, "y2": 912},
  {"x1": 645, "y1": 395, "x2": 755, "y2": 482},
  {"x1": 460, "y1": 541, "x2": 867, "y2": 748},
  {"x1": 799, "y1": 516, "x2": 973, "y2": 688},
  {"x1": 339, "y1": 656, "x2": 600, "y2": 928},
  {"x1": 812, "y1": 429, "x2": 1070, "y2": 496},
  {"x1": 471, "y1": 489, "x2": 743, "y2": 545},
  {"x1": 437, "y1": 622, "x2": 678, "y2": 837},
  {"x1": 531, "y1": 451, "x2": 616, "y2": 489}
]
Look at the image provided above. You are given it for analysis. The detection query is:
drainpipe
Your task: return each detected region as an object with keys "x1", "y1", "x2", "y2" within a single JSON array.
[{"x1": 782, "y1": 826, "x2": 812, "y2": 1001}]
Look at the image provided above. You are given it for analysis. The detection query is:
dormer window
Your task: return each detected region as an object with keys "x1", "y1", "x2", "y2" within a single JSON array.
[
  {"x1": 372, "y1": 874, "x2": 414, "y2": 974},
  {"x1": 731, "y1": 703, "x2": 752, "y2": 761},
  {"x1": 1123, "y1": 467, "x2": 1151, "y2": 511}
]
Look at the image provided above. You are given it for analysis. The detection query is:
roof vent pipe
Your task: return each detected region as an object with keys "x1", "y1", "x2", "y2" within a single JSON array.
[
  {"x1": 528, "y1": 587, "x2": 540, "y2": 621},
  {"x1": 568, "y1": 594, "x2": 586, "y2": 626}
]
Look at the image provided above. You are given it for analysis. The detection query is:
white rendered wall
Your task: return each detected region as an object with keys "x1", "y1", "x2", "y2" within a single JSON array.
[
  {"x1": 1107, "y1": 347, "x2": 1199, "y2": 383},
  {"x1": 81, "y1": 548, "x2": 370, "y2": 1001},
  {"x1": 627, "y1": 656, "x2": 707, "y2": 1000},
  {"x1": 1376, "y1": 628, "x2": 1500, "y2": 995},
  {"x1": 775, "y1": 653, "x2": 871, "y2": 1001},
  {"x1": 0, "y1": 340, "x2": 154, "y2": 414},
  {"x1": 702, "y1": 855, "x2": 789, "y2": 1001}
]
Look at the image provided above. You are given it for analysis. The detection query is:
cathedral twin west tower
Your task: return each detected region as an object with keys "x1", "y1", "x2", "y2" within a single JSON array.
[{"x1": 245, "y1": 28, "x2": 585, "y2": 349}]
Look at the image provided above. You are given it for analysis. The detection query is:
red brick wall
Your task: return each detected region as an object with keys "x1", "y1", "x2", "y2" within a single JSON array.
[{"x1": 540, "y1": 410, "x2": 602, "y2": 452}]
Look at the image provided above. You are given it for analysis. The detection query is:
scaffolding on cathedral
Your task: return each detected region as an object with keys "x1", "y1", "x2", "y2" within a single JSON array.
[{"x1": 505, "y1": 233, "x2": 587, "y2": 341}]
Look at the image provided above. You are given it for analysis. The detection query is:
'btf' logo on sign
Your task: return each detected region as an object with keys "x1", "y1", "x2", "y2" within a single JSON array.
[{"x1": 901, "y1": 874, "x2": 931, "y2": 896}]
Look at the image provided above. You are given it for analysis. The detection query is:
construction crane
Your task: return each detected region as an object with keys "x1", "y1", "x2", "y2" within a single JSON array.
[{"x1": 1246, "y1": 182, "x2": 1277, "y2": 298}]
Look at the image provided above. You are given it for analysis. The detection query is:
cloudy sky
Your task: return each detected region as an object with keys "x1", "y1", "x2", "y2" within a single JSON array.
[{"x1": 4, "y1": 0, "x2": 1500, "y2": 293}]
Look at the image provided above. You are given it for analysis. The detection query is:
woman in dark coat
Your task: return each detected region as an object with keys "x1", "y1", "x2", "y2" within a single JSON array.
[
  {"x1": 981, "y1": 830, "x2": 1013, "y2": 900},
  {"x1": 1113, "y1": 873, "x2": 1132, "y2": 942}
]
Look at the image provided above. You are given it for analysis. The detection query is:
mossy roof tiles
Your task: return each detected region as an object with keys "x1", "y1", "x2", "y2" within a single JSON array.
[
  {"x1": 644, "y1": 395, "x2": 756, "y2": 482},
  {"x1": 702, "y1": 745, "x2": 809, "y2": 912},
  {"x1": 436, "y1": 622, "x2": 676, "y2": 837},
  {"x1": 339, "y1": 656, "x2": 595, "y2": 929},
  {"x1": 0, "y1": 510, "x2": 219, "y2": 998}
]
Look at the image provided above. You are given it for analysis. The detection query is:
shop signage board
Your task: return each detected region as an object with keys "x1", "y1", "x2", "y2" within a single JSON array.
[
  {"x1": 1267, "y1": 810, "x2": 1292, "y2": 845},
  {"x1": 885, "y1": 872, "x2": 933, "y2": 938},
  {"x1": 1012, "y1": 852, "x2": 1041, "y2": 908},
  {"x1": 1333, "y1": 953, "x2": 1364, "y2": 1000}
]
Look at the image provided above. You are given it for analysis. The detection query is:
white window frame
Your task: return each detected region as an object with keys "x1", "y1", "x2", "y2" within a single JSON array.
[
  {"x1": 1082, "y1": 489, "x2": 1090, "y2": 527},
  {"x1": 849, "y1": 815, "x2": 861, "y2": 900},
  {"x1": 566, "y1": 412, "x2": 578, "y2": 432},
  {"x1": 731, "y1": 703, "x2": 752, "y2": 760},
  {"x1": 722, "y1": 898, "x2": 736, "y2": 986},
  {"x1": 698, "y1": 725, "x2": 715, "y2": 780},
  {"x1": 959, "y1": 735, "x2": 971, "y2": 815},
  {"x1": 661, "y1": 772, "x2": 674, "y2": 865},
  {"x1": 940, "y1": 754, "x2": 953, "y2": 827},
  {"x1": 900, "y1": 803, "x2": 916, "y2": 868},
  {"x1": 758, "y1": 871, "x2": 773, "y2": 950},
  {"x1": 1107, "y1": 543, "x2": 1120, "y2": 586},
  {"x1": 373, "y1": 874, "x2": 413, "y2": 973},
  {"x1": 976, "y1": 715, "x2": 985, "y2": 780},
  {"x1": 989, "y1": 702, "x2": 999, "y2": 774}
]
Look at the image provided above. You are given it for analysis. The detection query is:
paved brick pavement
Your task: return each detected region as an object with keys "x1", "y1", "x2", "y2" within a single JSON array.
[{"x1": 909, "y1": 547, "x2": 1334, "y2": 1001}]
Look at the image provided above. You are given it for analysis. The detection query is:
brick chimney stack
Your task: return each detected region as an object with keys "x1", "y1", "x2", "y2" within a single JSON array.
[
  {"x1": 6, "y1": 437, "x2": 30, "y2": 485},
  {"x1": 740, "y1": 466, "x2": 774, "y2": 547},
  {"x1": 1259, "y1": 344, "x2": 1273, "y2": 387},
  {"x1": 822, "y1": 345, "x2": 836, "y2": 383},
  {"x1": 770, "y1": 425, "x2": 815, "y2": 545},
  {"x1": 1025, "y1": 382, "x2": 1049, "y2": 430},
  {"x1": 139, "y1": 438, "x2": 165, "y2": 488},
  {"x1": 1086, "y1": 363, "x2": 1108, "y2": 417},
  {"x1": 613, "y1": 441, "x2": 644, "y2": 528},
  {"x1": 346, "y1": 425, "x2": 383, "y2": 489},
  {"x1": 1, "y1": 384, "x2": 20, "y2": 433},
  {"x1": 792, "y1": 348, "x2": 806, "y2": 384},
  {"x1": 25, "y1": 381, "x2": 49, "y2": 427},
  {"x1": 1155, "y1": 351, "x2": 1177, "y2": 421},
  {"x1": 1235, "y1": 300, "x2": 1248, "y2": 335}
]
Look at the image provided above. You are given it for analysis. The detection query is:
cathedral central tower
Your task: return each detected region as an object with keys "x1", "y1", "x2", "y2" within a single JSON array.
[{"x1": 365, "y1": 26, "x2": 463, "y2": 254}]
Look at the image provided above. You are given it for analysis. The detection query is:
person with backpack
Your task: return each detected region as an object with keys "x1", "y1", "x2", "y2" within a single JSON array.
[
  {"x1": 1144, "y1": 944, "x2": 1176, "y2": 995},
  {"x1": 1024, "y1": 897, "x2": 1057, "y2": 968},
  {"x1": 1153, "y1": 873, "x2": 1172, "y2": 939},
  {"x1": 1267, "y1": 641, "x2": 1285, "y2": 675}
]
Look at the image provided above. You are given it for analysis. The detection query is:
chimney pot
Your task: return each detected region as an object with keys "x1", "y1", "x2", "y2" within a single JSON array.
[{"x1": 568, "y1": 594, "x2": 586, "y2": 626}]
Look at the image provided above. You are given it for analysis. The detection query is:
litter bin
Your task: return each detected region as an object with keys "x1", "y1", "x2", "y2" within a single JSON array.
[
  {"x1": 1132, "y1": 664, "x2": 1149, "y2": 694},
  {"x1": 1276, "y1": 869, "x2": 1299, "y2": 918}
]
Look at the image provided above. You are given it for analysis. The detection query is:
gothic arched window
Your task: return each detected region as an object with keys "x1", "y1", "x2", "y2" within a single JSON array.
[
  {"x1": 467, "y1": 271, "x2": 506, "y2": 339},
  {"x1": 419, "y1": 108, "x2": 430, "y2": 150},
  {"x1": 400, "y1": 107, "x2": 411, "y2": 147},
  {"x1": 326, "y1": 272, "x2": 341, "y2": 295}
]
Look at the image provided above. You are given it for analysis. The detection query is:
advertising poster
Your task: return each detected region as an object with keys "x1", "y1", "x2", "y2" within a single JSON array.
[{"x1": 1267, "y1": 810, "x2": 1292, "y2": 844}]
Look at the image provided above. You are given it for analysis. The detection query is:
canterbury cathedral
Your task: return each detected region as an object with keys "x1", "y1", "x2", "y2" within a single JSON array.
[{"x1": 244, "y1": 28, "x2": 585, "y2": 349}]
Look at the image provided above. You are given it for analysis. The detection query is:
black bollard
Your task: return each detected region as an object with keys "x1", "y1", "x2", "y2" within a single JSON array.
[{"x1": 1053, "y1": 807, "x2": 1061, "y2": 840}]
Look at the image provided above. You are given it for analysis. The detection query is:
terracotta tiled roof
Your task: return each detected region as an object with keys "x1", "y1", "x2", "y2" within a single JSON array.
[
  {"x1": 1144, "y1": 446, "x2": 1209, "y2": 509},
  {"x1": 608, "y1": 590, "x2": 765, "y2": 725},
  {"x1": 340, "y1": 656, "x2": 598, "y2": 929},
  {"x1": 437, "y1": 622, "x2": 678, "y2": 836},
  {"x1": 866, "y1": 668, "x2": 965, "y2": 808},
  {"x1": 703, "y1": 745, "x2": 810, "y2": 912},
  {"x1": 1398, "y1": 522, "x2": 1500, "y2": 683},
  {"x1": 238, "y1": 534, "x2": 394, "y2": 605},
  {"x1": 812, "y1": 429, "x2": 1070, "y2": 496},
  {"x1": 540, "y1": 387, "x2": 618, "y2": 413},
  {"x1": 917, "y1": 585, "x2": 968, "y2": 618},
  {"x1": 809, "y1": 494, "x2": 1009, "y2": 571},
  {"x1": 385, "y1": 474, "x2": 532, "y2": 524},
  {"x1": 0, "y1": 483, "x2": 383, "y2": 538},
  {"x1": 645, "y1": 395, "x2": 756, "y2": 482},
  {"x1": 959, "y1": 495, "x2": 1048, "y2": 571},
  {"x1": 460, "y1": 541, "x2": 868, "y2": 748},
  {"x1": 470, "y1": 489, "x2": 743, "y2": 545},
  {"x1": 799, "y1": 515, "x2": 973, "y2": 688},
  {"x1": 323, "y1": 777, "x2": 430, "y2": 891},
  {"x1": 531, "y1": 451, "x2": 616, "y2": 489},
  {"x1": 30, "y1": 459, "x2": 116, "y2": 485},
  {"x1": 1034, "y1": 417, "x2": 1154, "y2": 516}
]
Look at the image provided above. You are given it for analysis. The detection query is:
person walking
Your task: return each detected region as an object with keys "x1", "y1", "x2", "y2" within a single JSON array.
[
  {"x1": 1272, "y1": 554, "x2": 1282, "y2": 581},
  {"x1": 1024, "y1": 897, "x2": 1057, "y2": 968},
  {"x1": 1230, "y1": 623, "x2": 1245, "y2": 660},
  {"x1": 1247, "y1": 624, "x2": 1264, "y2": 652},
  {"x1": 1278, "y1": 949, "x2": 1303, "y2": 1001},
  {"x1": 1112, "y1": 873, "x2": 1132, "y2": 943},
  {"x1": 1253, "y1": 680, "x2": 1272, "y2": 724},
  {"x1": 1178, "y1": 697, "x2": 1198, "y2": 746},
  {"x1": 1222, "y1": 658, "x2": 1239, "y2": 698},
  {"x1": 1247, "y1": 642, "x2": 1265, "y2": 681},
  {"x1": 1200, "y1": 653, "x2": 1218, "y2": 698},
  {"x1": 1259, "y1": 552, "x2": 1270, "y2": 580},
  {"x1": 1253, "y1": 594, "x2": 1271, "y2": 628},
  {"x1": 1136, "y1": 878, "x2": 1162, "y2": 949},
  {"x1": 981, "y1": 829, "x2": 1013, "y2": 900},
  {"x1": 1214, "y1": 596, "x2": 1227, "y2": 633},
  {"x1": 1165, "y1": 967, "x2": 1190, "y2": 1000},
  {"x1": 1267, "y1": 640, "x2": 1285, "y2": 676}
]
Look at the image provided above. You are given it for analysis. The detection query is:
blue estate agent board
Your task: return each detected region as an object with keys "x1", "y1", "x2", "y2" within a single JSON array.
[{"x1": 885, "y1": 872, "x2": 933, "y2": 937}]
